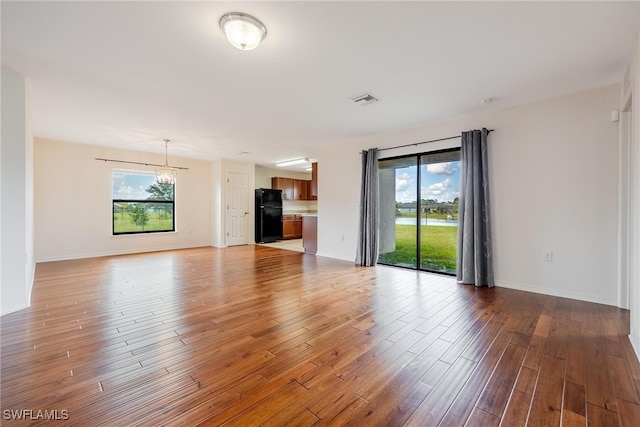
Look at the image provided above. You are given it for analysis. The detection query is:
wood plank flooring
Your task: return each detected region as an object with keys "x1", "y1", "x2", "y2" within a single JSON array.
[{"x1": 1, "y1": 246, "x2": 639, "y2": 426}]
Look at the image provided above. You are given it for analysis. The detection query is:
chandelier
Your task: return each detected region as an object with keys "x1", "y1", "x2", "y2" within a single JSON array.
[{"x1": 156, "y1": 139, "x2": 177, "y2": 185}]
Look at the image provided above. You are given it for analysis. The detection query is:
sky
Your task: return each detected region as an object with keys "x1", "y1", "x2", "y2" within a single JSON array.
[
  {"x1": 395, "y1": 161, "x2": 460, "y2": 203},
  {"x1": 112, "y1": 170, "x2": 156, "y2": 200}
]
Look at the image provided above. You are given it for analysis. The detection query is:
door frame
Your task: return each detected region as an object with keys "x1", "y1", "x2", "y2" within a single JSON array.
[{"x1": 377, "y1": 147, "x2": 461, "y2": 275}]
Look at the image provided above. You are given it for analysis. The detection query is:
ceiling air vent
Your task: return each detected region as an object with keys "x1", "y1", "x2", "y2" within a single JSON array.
[{"x1": 350, "y1": 92, "x2": 380, "y2": 106}]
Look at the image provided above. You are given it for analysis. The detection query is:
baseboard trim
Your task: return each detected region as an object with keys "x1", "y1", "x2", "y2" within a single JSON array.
[
  {"x1": 495, "y1": 280, "x2": 618, "y2": 307},
  {"x1": 1, "y1": 302, "x2": 30, "y2": 317},
  {"x1": 315, "y1": 251, "x2": 354, "y2": 263},
  {"x1": 35, "y1": 243, "x2": 213, "y2": 263}
]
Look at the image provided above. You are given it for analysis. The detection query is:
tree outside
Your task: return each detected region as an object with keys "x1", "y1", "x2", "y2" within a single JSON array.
[
  {"x1": 129, "y1": 204, "x2": 150, "y2": 231},
  {"x1": 145, "y1": 183, "x2": 174, "y2": 201},
  {"x1": 146, "y1": 183, "x2": 174, "y2": 220}
]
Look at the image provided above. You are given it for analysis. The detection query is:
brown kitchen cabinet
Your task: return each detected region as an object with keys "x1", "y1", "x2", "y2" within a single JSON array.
[
  {"x1": 272, "y1": 176, "x2": 313, "y2": 201},
  {"x1": 282, "y1": 214, "x2": 302, "y2": 240},
  {"x1": 294, "y1": 180, "x2": 309, "y2": 200},
  {"x1": 310, "y1": 162, "x2": 318, "y2": 200},
  {"x1": 293, "y1": 215, "x2": 302, "y2": 238},
  {"x1": 271, "y1": 177, "x2": 294, "y2": 200},
  {"x1": 282, "y1": 214, "x2": 296, "y2": 239}
]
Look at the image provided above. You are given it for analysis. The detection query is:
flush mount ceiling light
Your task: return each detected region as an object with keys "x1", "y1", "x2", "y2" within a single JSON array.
[
  {"x1": 156, "y1": 139, "x2": 177, "y2": 185},
  {"x1": 219, "y1": 12, "x2": 267, "y2": 51},
  {"x1": 275, "y1": 158, "x2": 309, "y2": 167}
]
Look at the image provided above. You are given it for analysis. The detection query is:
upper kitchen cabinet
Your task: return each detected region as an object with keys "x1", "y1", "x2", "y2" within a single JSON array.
[
  {"x1": 310, "y1": 162, "x2": 318, "y2": 200},
  {"x1": 271, "y1": 177, "x2": 294, "y2": 200},
  {"x1": 294, "y1": 179, "x2": 309, "y2": 201},
  {"x1": 272, "y1": 176, "x2": 313, "y2": 200}
]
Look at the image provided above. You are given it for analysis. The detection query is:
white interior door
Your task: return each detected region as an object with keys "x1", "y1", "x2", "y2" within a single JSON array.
[{"x1": 226, "y1": 172, "x2": 249, "y2": 246}]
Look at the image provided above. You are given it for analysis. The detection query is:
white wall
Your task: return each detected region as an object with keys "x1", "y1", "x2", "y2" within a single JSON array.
[
  {"x1": 1, "y1": 66, "x2": 34, "y2": 316},
  {"x1": 318, "y1": 85, "x2": 621, "y2": 306},
  {"x1": 622, "y1": 25, "x2": 640, "y2": 357},
  {"x1": 34, "y1": 139, "x2": 212, "y2": 261},
  {"x1": 316, "y1": 146, "x2": 361, "y2": 260}
]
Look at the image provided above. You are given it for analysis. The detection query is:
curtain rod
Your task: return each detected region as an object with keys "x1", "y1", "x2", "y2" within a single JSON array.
[
  {"x1": 377, "y1": 128, "x2": 494, "y2": 152},
  {"x1": 94, "y1": 157, "x2": 190, "y2": 170}
]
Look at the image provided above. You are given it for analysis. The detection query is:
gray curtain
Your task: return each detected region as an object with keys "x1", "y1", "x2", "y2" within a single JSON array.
[
  {"x1": 356, "y1": 148, "x2": 379, "y2": 266},
  {"x1": 457, "y1": 128, "x2": 494, "y2": 287}
]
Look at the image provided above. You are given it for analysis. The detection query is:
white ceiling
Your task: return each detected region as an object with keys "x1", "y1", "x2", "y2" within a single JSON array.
[{"x1": 2, "y1": 1, "x2": 638, "y2": 171}]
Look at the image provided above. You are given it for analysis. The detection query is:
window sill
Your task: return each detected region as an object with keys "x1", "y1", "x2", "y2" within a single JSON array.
[{"x1": 111, "y1": 231, "x2": 179, "y2": 238}]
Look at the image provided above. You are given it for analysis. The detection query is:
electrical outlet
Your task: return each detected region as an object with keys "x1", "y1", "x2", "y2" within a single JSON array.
[{"x1": 543, "y1": 250, "x2": 553, "y2": 262}]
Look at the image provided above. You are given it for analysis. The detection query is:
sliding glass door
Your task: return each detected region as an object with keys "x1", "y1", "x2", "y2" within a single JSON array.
[
  {"x1": 378, "y1": 149, "x2": 460, "y2": 274},
  {"x1": 378, "y1": 156, "x2": 418, "y2": 268},
  {"x1": 419, "y1": 150, "x2": 460, "y2": 272}
]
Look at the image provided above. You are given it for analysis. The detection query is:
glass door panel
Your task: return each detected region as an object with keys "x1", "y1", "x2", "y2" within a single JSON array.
[
  {"x1": 378, "y1": 157, "x2": 418, "y2": 268},
  {"x1": 419, "y1": 152, "x2": 460, "y2": 273}
]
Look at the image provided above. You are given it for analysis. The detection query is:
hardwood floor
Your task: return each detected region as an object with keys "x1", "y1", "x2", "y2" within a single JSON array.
[{"x1": 1, "y1": 246, "x2": 639, "y2": 426}]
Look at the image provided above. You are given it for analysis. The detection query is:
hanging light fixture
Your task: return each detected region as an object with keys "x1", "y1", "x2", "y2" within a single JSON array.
[
  {"x1": 156, "y1": 139, "x2": 177, "y2": 185},
  {"x1": 219, "y1": 12, "x2": 267, "y2": 51}
]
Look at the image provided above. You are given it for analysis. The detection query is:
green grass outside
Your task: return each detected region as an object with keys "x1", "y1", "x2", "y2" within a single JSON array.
[
  {"x1": 379, "y1": 224, "x2": 457, "y2": 273},
  {"x1": 113, "y1": 212, "x2": 173, "y2": 233}
]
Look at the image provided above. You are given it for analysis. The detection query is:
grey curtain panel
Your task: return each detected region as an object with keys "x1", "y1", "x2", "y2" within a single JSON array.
[
  {"x1": 356, "y1": 148, "x2": 379, "y2": 266},
  {"x1": 457, "y1": 128, "x2": 494, "y2": 287}
]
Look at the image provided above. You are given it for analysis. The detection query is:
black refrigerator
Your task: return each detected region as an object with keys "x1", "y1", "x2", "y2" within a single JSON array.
[{"x1": 255, "y1": 188, "x2": 283, "y2": 243}]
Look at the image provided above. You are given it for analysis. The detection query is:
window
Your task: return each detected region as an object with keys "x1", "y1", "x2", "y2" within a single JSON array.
[
  {"x1": 378, "y1": 148, "x2": 460, "y2": 274},
  {"x1": 112, "y1": 170, "x2": 174, "y2": 235}
]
